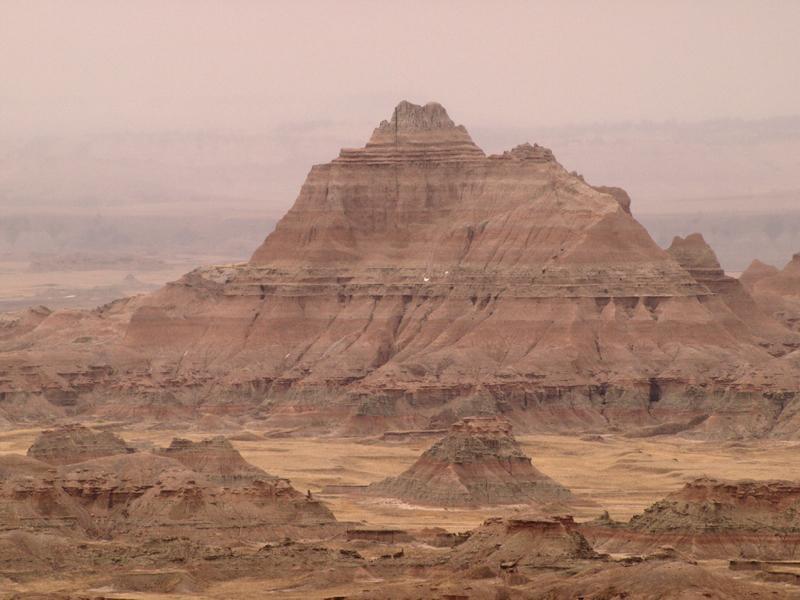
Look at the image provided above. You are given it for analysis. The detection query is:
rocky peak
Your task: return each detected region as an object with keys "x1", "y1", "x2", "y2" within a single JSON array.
[
  {"x1": 491, "y1": 142, "x2": 556, "y2": 163},
  {"x1": 667, "y1": 233, "x2": 723, "y2": 273},
  {"x1": 377, "y1": 100, "x2": 456, "y2": 132},
  {"x1": 366, "y1": 416, "x2": 574, "y2": 507},
  {"x1": 337, "y1": 100, "x2": 485, "y2": 164}
]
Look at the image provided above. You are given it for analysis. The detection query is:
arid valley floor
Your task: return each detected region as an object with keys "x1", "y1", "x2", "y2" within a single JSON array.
[{"x1": 4, "y1": 421, "x2": 800, "y2": 599}]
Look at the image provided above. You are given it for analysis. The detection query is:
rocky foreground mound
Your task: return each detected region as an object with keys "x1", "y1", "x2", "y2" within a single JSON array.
[
  {"x1": 1, "y1": 432, "x2": 335, "y2": 542},
  {"x1": 367, "y1": 416, "x2": 573, "y2": 507},
  {"x1": 26, "y1": 423, "x2": 134, "y2": 465},
  {"x1": 0, "y1": 100, "x2": 798, "y2": 437},
  {"x1": 583, "y1": 477, "x2": 800, "y2": 559}
]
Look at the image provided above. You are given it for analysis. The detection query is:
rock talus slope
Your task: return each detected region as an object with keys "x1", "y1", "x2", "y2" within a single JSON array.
[{"x1": 0, "y1": 101, "x2": 798, "y2": 436}]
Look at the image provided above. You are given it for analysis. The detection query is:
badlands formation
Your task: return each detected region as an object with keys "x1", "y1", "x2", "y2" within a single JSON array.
[
  {"x1": 584, "y1": 478, "x2": 800, "y2": 560},
  {"x1": 367, "y1": 416, "x2": 575, "y2": 508},
  {"x1": 2, "y1": 101, "x2": 800, "y2": 597},
  {"x1": 0, "y1": 100, "x2": 798, "y2": 439}
]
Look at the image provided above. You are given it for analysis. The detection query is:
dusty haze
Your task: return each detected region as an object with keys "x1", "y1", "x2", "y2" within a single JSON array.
[{"x1": 1, "y1": 0, "x2": 799, "y2": 309}]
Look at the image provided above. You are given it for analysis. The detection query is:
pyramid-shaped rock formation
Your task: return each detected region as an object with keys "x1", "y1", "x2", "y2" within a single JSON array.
[
  {"x1": 367, "y1": 416, "x2": 573, "y2": 507},
  {"x1": 0, "y1": 101, "x2": 798, "y2": 437}
]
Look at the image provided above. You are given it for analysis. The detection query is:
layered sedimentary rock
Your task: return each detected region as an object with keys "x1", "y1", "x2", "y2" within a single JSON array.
[
  {"x1": 0, "y1": 101, "x2": 799, "y2": 436},
  {"x1": 583, "y1": 478, "x2": 800, "y2": 559},
  {"x1": 27, "y1": 424, "x2": 134, "y2": 465},
  {"x1": 367, "y1": 416, "x2": 572, "y2": 507},
  {"x1": 1, "y1": 435, "x2": 335, "y2": 541}
]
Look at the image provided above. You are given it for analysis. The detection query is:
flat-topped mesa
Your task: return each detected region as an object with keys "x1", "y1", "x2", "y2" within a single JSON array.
[
  {"x1": 583, "y1": 478, "x2": 800, "y2": 560},
  {"x1": 634, "y1": 478, "x2": 800, "y2": 532},
  {"x1": 27, "y1": 424, "x2": 134, "y2": 466},
  {"x1": 366, "y1": 417, "x2": 574, "y2": 507},
  {"x1": 336, "y1": 100, "x2": 485, "y2": 164}
]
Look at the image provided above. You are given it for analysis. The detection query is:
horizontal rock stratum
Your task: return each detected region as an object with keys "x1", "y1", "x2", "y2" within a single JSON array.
[{"x1": 0, "y1": 101, "x2": 798, "y2": 436}]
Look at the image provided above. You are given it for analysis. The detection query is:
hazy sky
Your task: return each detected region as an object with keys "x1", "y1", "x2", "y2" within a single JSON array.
[{"x1": 3, "y1": 0, "x2": 800, "y2": 138}]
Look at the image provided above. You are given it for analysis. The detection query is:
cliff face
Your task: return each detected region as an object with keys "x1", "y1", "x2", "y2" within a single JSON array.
[{"x1": 0, "y1": 101, "x2": 798, "y2": 436}]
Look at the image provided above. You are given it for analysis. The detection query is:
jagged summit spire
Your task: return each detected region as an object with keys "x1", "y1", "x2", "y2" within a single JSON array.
[
  {"x1": 378, "y1": 100, "x2": 457, "y2": 132},
  {"x1": 667, "y1": 233, "x2": 723, "y2": 272},
  {"x1": 335, "y1": 99, "x2": 485, "y2": 164}
]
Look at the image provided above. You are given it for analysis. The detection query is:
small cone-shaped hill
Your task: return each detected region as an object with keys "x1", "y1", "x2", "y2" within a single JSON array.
[{"x1": 367, "y1": 416, "x2": 573, "y2": 507}]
